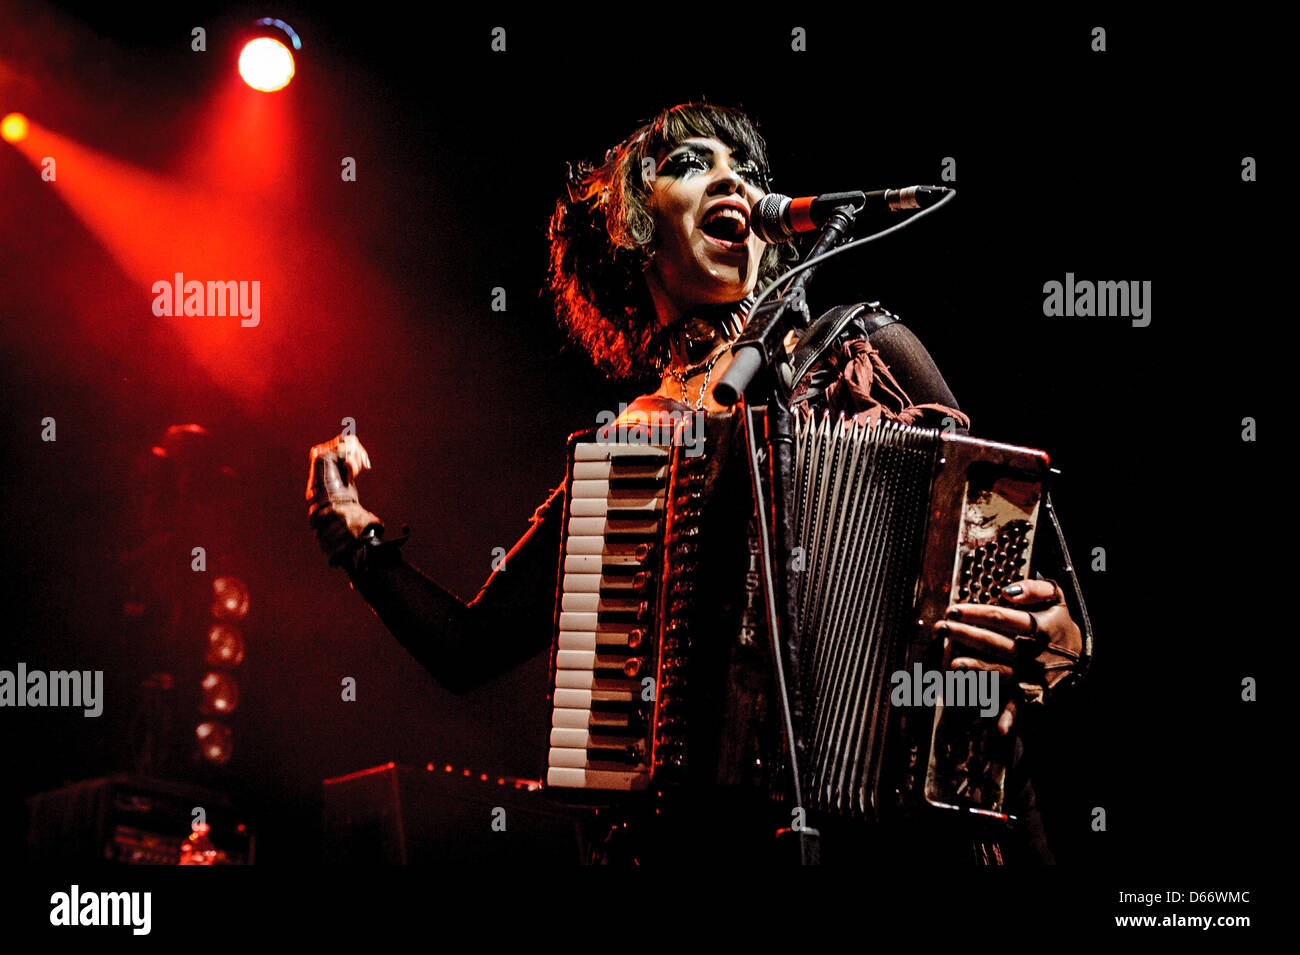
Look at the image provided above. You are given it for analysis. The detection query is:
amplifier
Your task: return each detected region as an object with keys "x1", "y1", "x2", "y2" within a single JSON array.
[
  {"x1": 322, "y1": 762, "x2": 581, "y2": 864},
  {"x1": 26, "y1": 774, "x2": 253, "y2": 864}
]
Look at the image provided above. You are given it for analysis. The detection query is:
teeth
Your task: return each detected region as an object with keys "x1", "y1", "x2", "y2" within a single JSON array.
[
  {"x1": 703, "y1": 206, "x2": 748, "y2": 240},
  {"x1": 707, "y1": 208, "x2": 747, "y2": 226}
]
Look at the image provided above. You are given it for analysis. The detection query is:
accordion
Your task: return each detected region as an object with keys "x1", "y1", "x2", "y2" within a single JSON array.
[{"x1": 545, "y1": 403, "x2": 1050, "y2": 823}]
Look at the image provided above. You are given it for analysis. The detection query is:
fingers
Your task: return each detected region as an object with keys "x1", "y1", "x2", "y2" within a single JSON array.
[
  {"x1": 947, "y1": 602, "x2": 1036, "y2": 636},
  {"x1": 335, "y1": 434, "x2": 372, "y2": 482},
  {"x1": 949, "y1": 656, "x2": 1014, "y2": 677},
  {"x1": 307, "y1": 435, "x2": 371, "y2": 480},
  {"x1": 1000, "y1": 579, "x2": 1060, "y2": 606},
  {"x1": 997, "y1": 699, "x2": 1017, "y2": 736},
  {"x1": 937, "y1": 613, "x2": 1024, "y2": 665},
  {"x1": 307, "y1": 434, "x2": 372, "y2": 508}
]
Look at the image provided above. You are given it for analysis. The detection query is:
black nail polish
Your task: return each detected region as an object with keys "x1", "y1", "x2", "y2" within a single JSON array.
[{"x1": 1004, "y1": 584, "x2": 1023, "y2": 597}]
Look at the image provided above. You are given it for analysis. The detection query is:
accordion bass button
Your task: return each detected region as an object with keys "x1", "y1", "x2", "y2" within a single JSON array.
[{"x1": 627, "y1": 628, "x2": 645, "y2": 649}]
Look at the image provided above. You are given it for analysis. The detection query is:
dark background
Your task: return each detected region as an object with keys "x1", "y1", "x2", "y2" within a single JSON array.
[{"x1": 0, "y1": 1, "x2": 1273, "y2": 878}]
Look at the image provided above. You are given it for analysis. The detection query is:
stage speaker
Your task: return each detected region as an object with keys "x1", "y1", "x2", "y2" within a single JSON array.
[{"x1": 322, "y1": 762, "x2": 582, "y2": 864}]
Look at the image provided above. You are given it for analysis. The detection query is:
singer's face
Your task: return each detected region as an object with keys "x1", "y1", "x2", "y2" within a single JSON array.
[{"x1": 646, "y1": 137, "x2": 768, "y2": 309}]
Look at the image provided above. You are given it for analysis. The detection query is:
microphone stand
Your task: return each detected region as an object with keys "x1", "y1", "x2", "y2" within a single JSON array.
[{"x1": 716, "y1": 203, "x2": 862, "y2": 865}]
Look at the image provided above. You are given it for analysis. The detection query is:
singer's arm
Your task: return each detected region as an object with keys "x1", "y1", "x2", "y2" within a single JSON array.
[{"x1": 341, "y1": 482, "x2": 565, "y2": 694}]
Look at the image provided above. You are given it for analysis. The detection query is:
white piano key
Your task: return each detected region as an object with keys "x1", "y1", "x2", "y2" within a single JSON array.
[
  {"x1": 549, "y1": 728, "x2": 597, "y2": 748},
  {"x1": 554, "y1": 688, "x2": 592, "y2": 708},
  {"x1": 569, "y1": 497, "x2": 663, "y2": 518},
  {"x1": 560, "y1": 594, "x2": 598, "y2": 613},
  {"x1": 550, "y1": 708, "x2": 633, "y2": 729},
  {"x1": 558, "y1": 631, "x2": 596, "y2": 651},
  {"x1": 563, "y1": 555, "x2": 604, "y2": 574},
  {"x1": 573, "y1": 461, "x2": 670, "y2": 481},
  {"x1": 573, "y1": 443, "x2": 669, "y2": 461},
  {"x1": 551, "y1": 708, "x2": 593, "y2": 729},
  {"x1": 561, "y1": 594, "x2": 642, "y2": 615},
  {"x1": 561, "y1": 573, "x2": 601, "y2": 594},
  {"x1": 547, "y1": 747, "x2": 590, "y2": 769},
  {"x1": 555, "y1": 669, "x2": 594, "y2": 689},
  {"x1": 567, "y1": 517, "x2": 610, "y2": 537},
  {"x1": 546, "y1": 767, "x2": 649, "y2": 791},
  {"x1": 572, "y1": 461, "x2": 613, "y2": 479},
  {"x1": 555, "y1": 649, "x2": 596, "y2": 670},
  {"x1": 549, "y1": 728, "x2": 643, "y2": 750},
  {"x1": 558, "y1": 611, "x2": 598, "y2": 631},
  {"x1": 556, "y1": 674, "x2": 642, "y2": 692},
  {"x1": 568, "y1": 514, "x2": 662, "y2": 537},
  {"x1": 558, "y1": 630, "x2": 635, "y2": 650},
  {"x1": 571, "y1": 479, "x2": 612, "y2": 499}
]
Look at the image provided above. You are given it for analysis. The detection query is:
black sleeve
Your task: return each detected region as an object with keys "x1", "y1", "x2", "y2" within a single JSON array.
[
  {"x1": 865, "y1": 318, "x2": 967, "y2": 432},
  {"x1": 341, "y1": 481, "x2": 566, "y2": 694}
]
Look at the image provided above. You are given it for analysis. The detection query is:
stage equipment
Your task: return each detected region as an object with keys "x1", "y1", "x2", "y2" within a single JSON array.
[
  {"x1": 322, "y1": 763, "x2": 580, "y2": 864},
  {"x1": 26, "y1": 774, "x2": 252, "y2": 864}
]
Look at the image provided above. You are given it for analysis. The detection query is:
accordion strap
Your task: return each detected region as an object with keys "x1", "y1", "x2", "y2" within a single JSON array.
[
  {"x1": 784, "y1": 302, "x2": 885, "y2": 403},
  {"x1": 1041, "y1": 491, "x2": 1095, "y2": 687}
]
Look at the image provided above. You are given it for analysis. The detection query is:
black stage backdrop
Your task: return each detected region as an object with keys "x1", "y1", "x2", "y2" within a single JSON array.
[{"x1": 0, "y1": 1, "x2": 1276, "y2": 931}]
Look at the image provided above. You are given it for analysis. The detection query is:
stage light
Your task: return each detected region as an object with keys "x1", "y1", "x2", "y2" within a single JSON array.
[
  {"x1": 200, "y1": 672, "x2": 240, "y2": 715},
  {"x1": 238, "y1": 19, "x2": 301, "y2": 92},
  {"x1": 195, "y1": 721, "x2": 233, "y2": 764},
  {"x1": 211, "y1": 576, "x2": 250, "y2": 620},
  {"x1": 206, "y1": 623, "x2": 246, "y2": 667},
  {"x1": 1, "y1": 113, "x2": 29, "y2": 143}
]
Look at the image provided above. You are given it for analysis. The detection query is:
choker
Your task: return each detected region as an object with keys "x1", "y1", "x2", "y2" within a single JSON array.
[{"x1": 656, "y1": 294, "x2": 756, "y2": 373}]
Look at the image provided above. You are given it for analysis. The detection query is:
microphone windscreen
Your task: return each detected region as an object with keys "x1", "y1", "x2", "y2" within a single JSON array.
[{"x1": 751, "y1": 194, "x2": 792, "y2": 244}]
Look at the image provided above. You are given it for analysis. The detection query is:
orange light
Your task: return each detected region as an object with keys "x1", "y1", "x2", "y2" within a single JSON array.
[
  {"x1": 238, "y1": 38, "x2": 295, "y2": 92},
  {"x1": 200, "y1": 672, "x2": 240, "y2": 714},
  {"x1": 195, "y1": 721, "x2": 234, "y2": 764},
  {"x1": 1, "y1": 113, "x2": 29, "y2": 143}
]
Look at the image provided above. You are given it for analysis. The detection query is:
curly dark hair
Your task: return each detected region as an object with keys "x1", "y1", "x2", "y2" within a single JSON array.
[{"x1": 546, "y1": 103, "x2": 797, "y2": 382}]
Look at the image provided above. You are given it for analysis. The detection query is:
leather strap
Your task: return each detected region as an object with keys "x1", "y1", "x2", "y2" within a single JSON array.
[{"x1": 785, "y1": 302, "x2": 891, "y2": 404}]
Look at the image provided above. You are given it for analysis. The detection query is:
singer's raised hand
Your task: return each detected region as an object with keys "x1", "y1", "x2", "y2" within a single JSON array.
[{"x1": 306, "y1": 434, "x2": 384, "y2": 567}]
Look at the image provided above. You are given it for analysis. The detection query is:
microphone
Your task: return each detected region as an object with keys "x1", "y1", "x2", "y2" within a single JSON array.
[{"x1": 751, "y1": 186, "x2": 953, "y2": 243}]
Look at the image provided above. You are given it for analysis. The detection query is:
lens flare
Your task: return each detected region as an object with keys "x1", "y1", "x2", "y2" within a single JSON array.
[
  {"x1": 238, "y1": 37, "x2": 295, "y2": 92},
  {"x1": 195, "y1": 721, "x2": 234, "y2": 764},
  {"x1": 200, "y1": 672, "x2": 240, "y2": 715},
  {"x1": 206, "y1": 623, "x2": 246, "y2": 667},
  {"x1": 211, "y1": 576, "x2": 250, "y2": 620},
  {"x1": 1, "y1": 113, "x2": 29, "y2": 143}
]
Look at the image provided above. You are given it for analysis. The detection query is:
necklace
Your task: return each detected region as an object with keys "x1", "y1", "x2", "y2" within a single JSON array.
[
  {"x1": 657, "y1": 295, "x2": 755, "y2": 410},
  {"x1": 666, "y1": 348, "x2": 726, "y2": 410}
]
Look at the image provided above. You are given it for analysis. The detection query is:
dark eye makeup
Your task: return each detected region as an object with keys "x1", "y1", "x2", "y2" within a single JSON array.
[{"x1": 658, "y1": 144, "x2": 766, "y2": 186}]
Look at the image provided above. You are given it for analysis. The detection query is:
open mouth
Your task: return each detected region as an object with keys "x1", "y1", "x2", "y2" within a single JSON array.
[{"x1": 699, "y1": 204, "x2": 750, "y2": 250}]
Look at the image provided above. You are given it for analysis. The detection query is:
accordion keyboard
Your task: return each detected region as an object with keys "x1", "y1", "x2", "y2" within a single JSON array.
[{"x1": 545, "y1": 441, "x2": 669, "y2": 791}]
